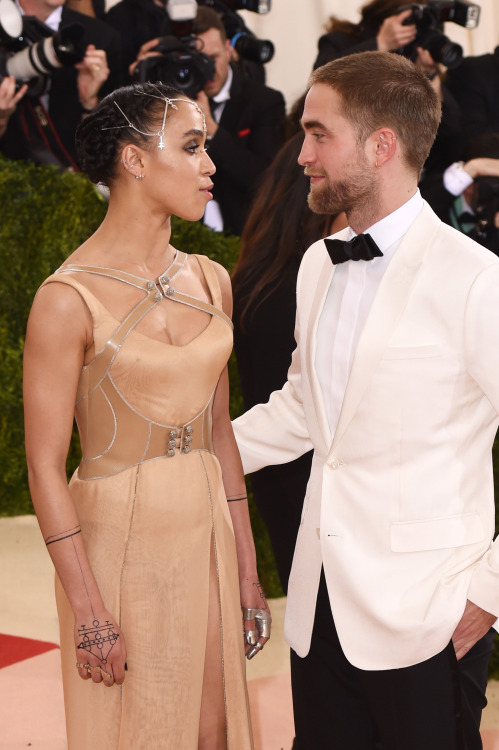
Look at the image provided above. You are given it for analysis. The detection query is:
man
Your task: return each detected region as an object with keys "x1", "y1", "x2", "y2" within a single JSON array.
[
  {"x1": 447, "y1": 46, "x2": 499, "y2": 144},
  {"x1": 120, "y1": 5, "x2": 284, "y2": 234},
  {"x1": 0, "y1": 0, "x2": 122, "y2": 167},
  {"x1": 193, "y1": 6, "x2": 285, "y2": 235},
  {"x1": 233, "y1": 50, "x2": 499, "y2": 749},
  {"x1": 105, "y1": 0, "x2": 172, "y2": 80}
]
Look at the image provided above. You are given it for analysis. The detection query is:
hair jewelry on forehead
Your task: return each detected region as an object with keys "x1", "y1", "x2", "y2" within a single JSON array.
[{"x1": 101, "y1": 88, "x2": 207, "y2": 149}]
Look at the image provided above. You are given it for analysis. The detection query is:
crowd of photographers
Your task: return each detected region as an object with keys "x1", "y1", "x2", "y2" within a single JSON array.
[{"x1": 0, "y1": 0, "x2": 498, "y2": 250}]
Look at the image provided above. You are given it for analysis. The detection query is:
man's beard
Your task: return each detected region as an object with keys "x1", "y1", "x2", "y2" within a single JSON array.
[{"x1": 307, "y1": 163, "x2": 379, "y2": 218}]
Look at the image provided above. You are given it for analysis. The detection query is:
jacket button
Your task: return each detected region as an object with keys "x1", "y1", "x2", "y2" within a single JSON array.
[{"x1": 328, "y1": 458, "x2": 340, "y2": 470}]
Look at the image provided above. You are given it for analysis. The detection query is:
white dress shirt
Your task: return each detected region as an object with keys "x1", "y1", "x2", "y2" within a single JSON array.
[{"x1": 316, "y1": 190, "x2": 424, "y2": 435}]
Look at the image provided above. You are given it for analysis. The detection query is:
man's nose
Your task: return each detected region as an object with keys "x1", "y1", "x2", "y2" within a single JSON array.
[{"x1": 298, "y1": 139, "x2": 312, "y2": 166}]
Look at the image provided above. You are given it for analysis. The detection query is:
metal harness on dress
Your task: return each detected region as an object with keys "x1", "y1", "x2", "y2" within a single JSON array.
[{"x1": 54, "y1": 251, "x2": 233, "y2": 480}]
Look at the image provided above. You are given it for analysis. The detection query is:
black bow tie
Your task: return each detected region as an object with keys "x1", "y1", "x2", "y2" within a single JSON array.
[{"x1": 324, "y1": 234, "x2": 383, "y2": 265}]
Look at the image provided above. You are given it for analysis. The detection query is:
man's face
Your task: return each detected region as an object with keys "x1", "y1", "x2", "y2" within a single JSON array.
[
  {"x1": 18, "y1": 0, "x2": 65, "y2": 22},
  {"x1": 197, "y1": 27, "x2": 232, "y2": 98},
  {"x1": 298, "y1": 83, "x2": 379, "y2": 216}
]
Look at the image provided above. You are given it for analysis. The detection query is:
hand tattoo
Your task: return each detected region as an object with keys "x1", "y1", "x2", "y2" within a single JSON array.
[
  {"x1": 77, "y1": 620, "x2": 119, "y2": 665},
  {"x1": 253, "y1": 581, "x2": 268, "y2": 609}
]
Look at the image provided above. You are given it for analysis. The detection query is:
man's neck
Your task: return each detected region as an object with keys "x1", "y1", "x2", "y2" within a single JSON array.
[
  {"x1": 349, "y1": 182, "x2": 418, "y2": 234},
  {"x1": 18, "y1": 0, "x2": 56, "y2": 22}
]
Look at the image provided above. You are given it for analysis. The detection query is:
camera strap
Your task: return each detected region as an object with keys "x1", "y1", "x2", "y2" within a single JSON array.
[{"x1": 18, "y1": 96, "x2": 79, "y2": 171}]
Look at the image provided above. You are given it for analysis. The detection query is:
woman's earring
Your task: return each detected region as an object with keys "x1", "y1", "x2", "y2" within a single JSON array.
[{"x1": 135, "y1": 174, "x2": 144, "y2": 180}]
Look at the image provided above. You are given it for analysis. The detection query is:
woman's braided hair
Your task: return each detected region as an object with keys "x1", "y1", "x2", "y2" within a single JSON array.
[{"x1": 75, "y1": 81, "x2": 186, "y2": 186}]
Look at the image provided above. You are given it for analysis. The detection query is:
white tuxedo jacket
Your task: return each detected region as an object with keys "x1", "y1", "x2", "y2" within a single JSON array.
[{"x1": 233, "y1": 203, "x2": 499, "y2": 670}]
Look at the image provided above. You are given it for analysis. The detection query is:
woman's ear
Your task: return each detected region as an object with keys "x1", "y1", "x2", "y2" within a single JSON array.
[{"x1": 120, "y1": 144, "x2": 146, "y2": 180}]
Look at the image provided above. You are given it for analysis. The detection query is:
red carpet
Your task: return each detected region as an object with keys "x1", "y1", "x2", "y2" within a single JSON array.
[{"x1": 0, "y1": 633, "x2": 58, "y2": 669}]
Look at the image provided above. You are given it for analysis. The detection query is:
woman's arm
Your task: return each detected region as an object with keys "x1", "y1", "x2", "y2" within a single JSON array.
[
  {"x1": 211, "y1": 262, "x2": 271, "y2": 658},
  {"x1": 23, "y1": 282, "x2": 126, "y2": 686}
]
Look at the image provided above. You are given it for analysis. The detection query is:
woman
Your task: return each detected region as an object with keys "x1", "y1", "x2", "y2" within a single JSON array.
[
  {"x1": 23, "y1": 81, "x2": 269, "y2": 750},
  {"x1": 313, "y1": 0, "x2": 418, "y2": 69},
  {"x1": 232, "y1": 132, "x2": 347, "y2": 591}
]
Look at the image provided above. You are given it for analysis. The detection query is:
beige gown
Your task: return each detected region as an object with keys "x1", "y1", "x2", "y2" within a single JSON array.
[{"x1": 41, "y1": 251, "x2": 253, "y2": 749}]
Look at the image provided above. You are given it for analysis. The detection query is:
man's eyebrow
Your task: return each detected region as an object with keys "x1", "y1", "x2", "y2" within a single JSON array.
[{"x1": 301, "y1": 119, "x2": 328, "y2": 132}]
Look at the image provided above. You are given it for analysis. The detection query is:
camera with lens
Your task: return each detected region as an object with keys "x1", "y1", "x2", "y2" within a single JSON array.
[
  {"x1": 0, "y1": 0, "x2": 85, "y2": 97},
  {"x1": 468, "y1": 176, "x2": 499, "y2": 255},
  {"x1": 133, "y1": 33, "x2": 215, "y2": 100},
  {"x1": 397, "y1": 0, "x2": 480, "y2": 69},
  {"x1": 132, "y1": 0, "x2": 273, "y2": 99},
  {"x1": 200, "y1": 0, "x2": 274, "y2": 65}
]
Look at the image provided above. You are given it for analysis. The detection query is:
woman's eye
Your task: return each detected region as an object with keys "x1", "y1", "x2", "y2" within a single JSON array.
[{"x1": 185, "y1": 142, "x2": 200, "y2": 153}]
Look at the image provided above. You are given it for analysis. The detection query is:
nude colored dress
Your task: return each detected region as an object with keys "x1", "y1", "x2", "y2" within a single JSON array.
[{"x1": 41, "y1": 251, "x2": 253, "y2": 749}]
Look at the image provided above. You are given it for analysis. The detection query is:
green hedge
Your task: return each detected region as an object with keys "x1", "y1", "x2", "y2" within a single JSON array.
[{"x1": 0, "y1": 155, "x2": 282, "y2": 599}]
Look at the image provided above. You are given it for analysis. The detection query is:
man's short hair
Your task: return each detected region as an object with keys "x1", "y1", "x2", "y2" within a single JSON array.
[
  {"x1": 194, "y1": 6, "x2": 227, "y2": 42},
  {"x1": 309, "y1": 51, "x2": 442, "y2": 176}
]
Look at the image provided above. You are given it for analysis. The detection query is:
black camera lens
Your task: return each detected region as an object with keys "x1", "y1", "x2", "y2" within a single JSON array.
[
  {"x1": 172, "y1": 63, "x2": 196, "y2": 90},
  {"x1": 231, "y1": 32, "x2": 274, "y2": 64},
  {"x1": 420, "y1": 29, "x2": 463, "y2": 69}
]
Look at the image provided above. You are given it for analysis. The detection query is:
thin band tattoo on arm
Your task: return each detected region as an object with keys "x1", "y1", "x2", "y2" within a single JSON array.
[
  {"x1": 45, "y1": 525, "x2": 82, "y2": 546},
  {"x1": 227, "y1": 494, "x2": 248, "y2": 502},
  {"x1": 45, "y1": 525, "x2": 119, "y2": 665}
]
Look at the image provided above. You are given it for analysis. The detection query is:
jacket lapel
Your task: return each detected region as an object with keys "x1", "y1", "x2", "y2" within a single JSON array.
[
  {"x1": 328, "y1": 203, "x2": 440, "y2": 455},
  {"x1": 305, "y1": 240, "x2": 342, "y2": 453}
]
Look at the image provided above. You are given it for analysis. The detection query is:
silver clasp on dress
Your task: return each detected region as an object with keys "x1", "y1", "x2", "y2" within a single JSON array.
[{"x1": 166, "y1": 425, "x2": 194, "y2": 456}]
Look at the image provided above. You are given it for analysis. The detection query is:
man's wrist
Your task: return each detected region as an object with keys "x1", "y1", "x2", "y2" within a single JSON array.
[{"x1": 79, "y1": 96, "x2": 98, "y2": 113}]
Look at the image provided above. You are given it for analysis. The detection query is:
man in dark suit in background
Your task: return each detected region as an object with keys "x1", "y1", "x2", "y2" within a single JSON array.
[
  {"x1": 447, "y1": 47, "x2": 499, "y2": 145},
  {"x1": 193, "y1": 6, "x2": 285, "y2": 236},
  {"x1": 105, "y1": 0, "x2": 172, "y2": 82},
  {"x1": 0, "y1": 0, "x2": 122, "y2": 168}
]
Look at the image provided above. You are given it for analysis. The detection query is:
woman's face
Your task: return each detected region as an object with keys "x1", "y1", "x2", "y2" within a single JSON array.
[{"x1": 141, "y1": 100, "x2": 216, "y2": 221}]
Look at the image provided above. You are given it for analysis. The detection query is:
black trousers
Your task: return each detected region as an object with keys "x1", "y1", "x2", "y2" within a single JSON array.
[{"x1": 291, "y1": 571, "x2": 495, "y2": 750}]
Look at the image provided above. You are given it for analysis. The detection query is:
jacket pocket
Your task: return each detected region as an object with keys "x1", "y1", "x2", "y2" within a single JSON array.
[{"x1": 390, "y1": 513, "x2": 483, "y2": 552}]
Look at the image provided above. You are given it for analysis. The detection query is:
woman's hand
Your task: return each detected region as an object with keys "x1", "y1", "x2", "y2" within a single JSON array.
[
  {"x1": 240, "y1": 577, "x2": 272, "y2": 660},
  {"x1": 74, "y1": 607, "x2": 127, "y2": 687},
  {"x1": 377, "y1": 9, "x2": 417, "y2": 51}
]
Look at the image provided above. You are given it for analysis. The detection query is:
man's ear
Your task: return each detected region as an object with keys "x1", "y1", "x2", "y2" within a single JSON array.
[{"x1": 373, "y1": 128, "x2": 398, "y2": 168}]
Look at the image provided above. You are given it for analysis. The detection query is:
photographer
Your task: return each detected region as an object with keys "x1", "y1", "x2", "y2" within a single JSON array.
[
  {"x1": 446, "y1": 46, "x2": 499, "y2": 144},
  {"x1": 192, "y1": 6, "x2": 285, "y2": 234},
  {"x1": 421, "y1": 133, "x2": 499, "y2": 254},
  {"x1": 125, "y1": 5, "x2": 285, "y2": 235},
  {"x1": 313, "y1": 0, "x2": 418, "y2": 69},
  {"x1": 105, "y1": 0, "x2": 172, "y2": 80},
  {"x1": 0, "y1": 0, "x2": 123, "y2": 167},
  {"x1": 313, "y1": 0, "x2": 463, "y2": 176}
]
